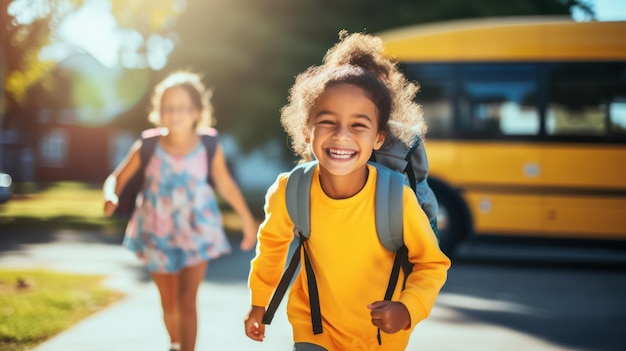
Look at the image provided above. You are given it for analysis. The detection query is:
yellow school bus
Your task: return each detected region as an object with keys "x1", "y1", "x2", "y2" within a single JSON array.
[{"x1": 377, "y1": 17, "x2": 626, "y2": 254}]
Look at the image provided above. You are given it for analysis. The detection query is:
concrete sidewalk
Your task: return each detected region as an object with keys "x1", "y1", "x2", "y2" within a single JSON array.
[
  {"x1": 2, "y1": 230, "x2": 594, "y2": 351},
  {"x1": 0, "y1": 230, "x2": 293, "y2": 351},
  {"x1": 29, "y1": 280, "x2": 295, "y2": 351}
]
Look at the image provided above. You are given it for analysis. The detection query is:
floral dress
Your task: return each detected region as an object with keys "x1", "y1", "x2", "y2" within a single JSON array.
[{"x1": 124, "y1": 142, "x2": 231, "y2": 273}]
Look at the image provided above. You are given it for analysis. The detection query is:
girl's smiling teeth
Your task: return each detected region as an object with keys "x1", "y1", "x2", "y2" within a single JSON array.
[{"x1": 327, "y1": 148, "x2": 356, "y2": 159}]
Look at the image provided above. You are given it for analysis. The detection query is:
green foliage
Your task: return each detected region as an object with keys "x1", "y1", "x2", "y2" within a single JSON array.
[
  {"x1": 2, "y1": 0, "x2": 593, "y2": 151},
  {"x1": 0, "y1": 269, "x2": 121, "y2": 351},
  {"x1": 1, "y1": 0, "x2": 85, "y2": 108},
  {"x1": 163, "y1": 0, "x2": 584, "y2": 152},
  {"x1": 1, "y1": 0, "x2": 182, "y2": 126},
  {"x1": 115, "y1": 68, "x2": 152, "y2": 107}
]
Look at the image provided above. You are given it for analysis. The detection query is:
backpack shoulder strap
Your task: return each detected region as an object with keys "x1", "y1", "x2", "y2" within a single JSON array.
[
  {"x1": 264, "y1": 161, "x2": 322, "y2": 334},
  {"x1": 139, "y1": 136, "x2": 159, "y2": 166},
  {"x1": 141, "y1": 127, "x2": 164, "y2": 139},
  {"x1": 139, "y1": 128, "x2": 165, "y2": 165},
  {"x1": 113, "y1": 131, "x2": 159, "y2": 218},
  {"x1": 285, "y1": 161, "x2": 317, "y2": 239},
  {"x1": 370, "y1": 162, "x2": 406, "y2": 253},
  {"x1": 199, "y1": 130, "x2": 219, "y2": 184},
  {"x1": 371, "y1": 162, "x2": 408, "y2": 346},
  {"x1": 200, "y1": 133, "x2": 218, "y2": 162}
]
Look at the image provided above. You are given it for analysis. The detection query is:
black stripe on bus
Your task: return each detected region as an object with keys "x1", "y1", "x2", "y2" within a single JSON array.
[{"x1": 456, "y1": 184, "x2": 626, "y2": 198}]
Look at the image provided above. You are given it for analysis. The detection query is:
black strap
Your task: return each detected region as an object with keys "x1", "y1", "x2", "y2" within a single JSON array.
[
  {"x1": 302, "y1": 242, "x2": 323, "y2": 334},
  {"x1": 262, "y1": 234, "x2": 323, "y2": 335},
  {"x1": 403, "y1": 142, "x2": 419, "y2": 191},
  {"x1": 262, "y1": 235, "x2": 304, "y2": 325},
  {"x1": 200, "y1": 134, "x2": 218, "y2": 186},
  {"x1": 139, "y1": 136, "x2": 159, "y2": 164},
  {"x1": 113, "y1": 133, "x2": 217, "y2": 219},
  {"x1": 383, "y1": 246, "x2": 407, "y2": 301},
  {"x1": 377, "y1": 245, "x2": 409, "y2": 345},
  {"x1": 113, "y1": 136, "x2": 158, "y2": 218}
]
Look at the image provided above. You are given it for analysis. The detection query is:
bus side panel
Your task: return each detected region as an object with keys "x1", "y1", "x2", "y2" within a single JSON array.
[
  {"x1": 542, "y1": 196, "x2": 626, "y2": 239},
  {"x1": 426, "y1": 141, "x2": 542, "y2": 186},
  {"x1": 427, "y1": 141, "x2": 626, "y2": 239},
  {"x1": 540, "y1": 145, "x2": 626, "y2": 238},
  {"x1": 463, "y1": 192, "x2": 626, "y2": 239},
  {"x1": 427, "y1": 141, "x2": 545, "y2": 234},
  {"x1": 541, "y1": 145, "x2": 626, "y2": 189},
  {"x1": 464, "y1": 191, "x2": 543, "y2": 235}
]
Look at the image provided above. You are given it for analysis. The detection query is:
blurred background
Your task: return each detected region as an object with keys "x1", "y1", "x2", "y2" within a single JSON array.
[
  {"x1": 1, "y1": 1, "x2": 626, "y2": 351},
  {"x1": 1, "y1": 0, "x2": 625, "y2": 249},
  {"x1": 0, "y1": 0, "x2": 606, "y2": 188}
]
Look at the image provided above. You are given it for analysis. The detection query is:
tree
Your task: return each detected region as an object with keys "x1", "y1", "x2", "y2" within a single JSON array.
[
  {"x1": 1, "y1": 0, "x2": 184, "y2": 129},
  {"x1": 162, "y1": 0, "x2": 594, "y2": 152},
  {"x1": 1, "y1": 0, "x2": 66, "y2": 114},
  {"x1": 1, "y1": 0, "x2": 595, "y2": 149}
]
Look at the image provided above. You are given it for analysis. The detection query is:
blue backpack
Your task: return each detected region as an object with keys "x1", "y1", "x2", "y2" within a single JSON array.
[
  {"x1": 113, "y1": 128, "x2": 218, "y2": 219},
  {"x1": 262, "y1": 136, "x2": 438, "y2": 344}
]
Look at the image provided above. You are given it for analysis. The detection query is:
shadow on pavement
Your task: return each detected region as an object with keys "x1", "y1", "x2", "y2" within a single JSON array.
[
  {"x1": 436, "y1": 237, "x2": 626, "y2": 351},
  {"x1": 205, "y1": 236, "x2": 298, "y2": 284},
  {"x1": 0, "y1": 229, "x2": 153, "y2": 287}
]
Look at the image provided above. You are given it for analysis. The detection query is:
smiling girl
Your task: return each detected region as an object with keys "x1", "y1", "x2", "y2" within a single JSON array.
[{"x1": 244, "y1": 32, "x2": 450, "y2": 351}]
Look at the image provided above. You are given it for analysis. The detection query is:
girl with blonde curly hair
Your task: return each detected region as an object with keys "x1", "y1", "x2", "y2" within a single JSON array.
[{"x1": 104, "y1": 71, "x2": 258, "y2": 351}]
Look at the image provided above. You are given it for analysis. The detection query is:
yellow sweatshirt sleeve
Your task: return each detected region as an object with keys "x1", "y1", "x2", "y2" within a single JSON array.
[
  {"x1": 398, "y1": 186, "x2": 451, "y2": 329},
  {"x1": 247, "y1": 173, "x2": 295, "y2": 307}
]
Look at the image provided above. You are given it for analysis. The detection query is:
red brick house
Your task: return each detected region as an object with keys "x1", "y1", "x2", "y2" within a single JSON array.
[{"x1": 1, "y1": 54, "x2": 150, "y2": 184}]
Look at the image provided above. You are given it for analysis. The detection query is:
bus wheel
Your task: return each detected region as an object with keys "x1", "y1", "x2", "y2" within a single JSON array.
[{"x1": 431, "y1": 183, "x2": 468, "y2": 256}]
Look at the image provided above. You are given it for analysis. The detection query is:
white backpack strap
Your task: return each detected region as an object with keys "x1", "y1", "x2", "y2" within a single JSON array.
[
  {"x1": 285, "y1": 161, "x2": 317, "y2": 239},
  {"x1": 370, "y1": 162, "x2": 405, "y2": 252}
]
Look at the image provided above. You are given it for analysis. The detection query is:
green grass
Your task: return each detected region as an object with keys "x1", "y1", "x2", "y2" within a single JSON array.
[
  {"x1": 0, "y1": 182, "x2": 126, "y2": 232},
  {"x1": 0, "y1": 182, "x2": 261, "y2": 350},
  {"x1": 0, "y1": 183, "x2": 125, "y2": 350},
  {"x1": 0, "y1": 181, "x2": 263, "y2": 233},
  {"x1": 0, "y1": 269, "x2": 123, "y2": 351}
]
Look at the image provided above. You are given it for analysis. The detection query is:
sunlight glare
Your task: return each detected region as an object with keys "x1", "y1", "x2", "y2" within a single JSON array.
[
  {"x1": 146, "y1": 34, "x2": 174, "y2": 70},
  {"x1": 7, "y1": 0, "x2": 52, "y2": 25},
  {"x1": 573, "y1": 0, "x2": 626, "y2": 21},
  {"x1": 436, "y1": 293, "x2": 546, "y2": 316},
  {"x1": 57, "y1": 1, "x2": 120, "y2": 68},
  {"x1": 36, "y1": 0, "x2": 180, "y2": 70}
]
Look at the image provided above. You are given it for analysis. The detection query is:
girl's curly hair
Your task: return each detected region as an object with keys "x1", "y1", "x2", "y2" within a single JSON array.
[
  {"x1": 148, "y1": 71, "x2": 215, "y2": 129},
  {"x1": 280, "y1": 30, "x2": 425, "y2": 160}
]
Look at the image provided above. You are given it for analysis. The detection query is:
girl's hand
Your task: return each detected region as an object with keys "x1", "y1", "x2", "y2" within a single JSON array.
[
  {"x1": 367, "y1": 301, "x2": 411, "y2": 334},
  {"x1": 240, "y1": 219, "x2": 259, "y2": 251},
  {"x1": 103, "y1": 200, "x2": 118, "y2": 217},
  {"x1": 244, "y1": 305, "x2": 266, "y2": 341}
]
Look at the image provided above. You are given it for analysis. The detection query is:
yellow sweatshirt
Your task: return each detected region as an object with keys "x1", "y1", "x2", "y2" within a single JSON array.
[{"x1": 249, "y1": 164, "x2": 450, "y2": 351}]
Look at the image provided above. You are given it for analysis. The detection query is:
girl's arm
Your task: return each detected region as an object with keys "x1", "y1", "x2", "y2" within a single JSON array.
[
  {"x1": 398, "y1": 188, "x2": 451, "y2": 329},
  {"x1": 209, "y1": 143, "x2": 258, "y2": 251},
  {"x1": 248, "y1": 173, "x2": 294, "y2": 308},
  {"x1": 103, "y1": 140, "x2": 142, "y2": 217}
]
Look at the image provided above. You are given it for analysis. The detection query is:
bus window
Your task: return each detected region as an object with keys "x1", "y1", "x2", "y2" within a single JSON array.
[
  {"x1": 611, "y1": 100, "x2": 626, "y2": 135},
  {"x1": 460, "y1": 64, "x2": 540, "y2": 137},
  {"x1": 547, "y1": 62, "x2": 626, "y2": 137},
  {"x1": 401, "y1": 63, "x2": 456, "y2": 138}
]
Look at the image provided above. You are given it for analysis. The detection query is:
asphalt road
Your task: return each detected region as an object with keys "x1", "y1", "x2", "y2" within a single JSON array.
[{"x1": 1, "y1": 230, "x2": 625, "y2": 351}]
